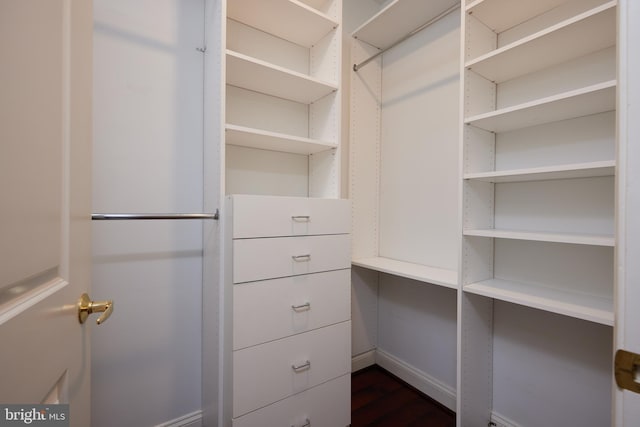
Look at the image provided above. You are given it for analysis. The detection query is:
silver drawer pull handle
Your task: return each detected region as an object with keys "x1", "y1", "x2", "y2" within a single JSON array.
[
  {"x1": 292, "y1": 254, "x2": 311, "y2": 262},
  {"x1": 291, "y1": 360, "x2": 311, "y2": 372},
  {"x1": 291, "y1": 302, "x2": 311, "y2": 312},
  {"x1": 291, "y1": 215, "x2": 311, "y2": 222},
  {"x1": 291, "y1": 418, "x2": 310, "y2": 427}
]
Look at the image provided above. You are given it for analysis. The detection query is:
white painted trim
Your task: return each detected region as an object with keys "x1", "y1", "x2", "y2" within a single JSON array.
[
  {"x1": 490, "y1": 411, "x2": 522, "y2": 427},
  {"x1": 616, "y1": 1, "x2": 640, "y2": 425},
  {"x1": 352, "y1": 350, "x2": 376, "y2": 372},
  {"x1": 375, "y1": 349, "x2": 457, "y2": 411},
  {"x1": 0, "y1": 277, "x2": 68, "y2": 326},
  {"x1": 154, "y1": 411, "x2": 203, "y2": 427}
]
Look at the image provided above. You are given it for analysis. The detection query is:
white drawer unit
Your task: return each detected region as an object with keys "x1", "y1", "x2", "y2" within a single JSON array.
[
  {"x1": 231, "y1": 194, "x2": 351, "y2": 238},
  {"x1": 232, "y1": 234, "x2": 351, "y2": 283},
  {"x1": 232, "y1": 374, "x2": 351, "y2": 427},
  {"x1": 233, "y1": 321, "x2": 351, "y2": 417},
  {"x1": 233, "y1": 269, "x2": 350, "y2": 350},
  {"x1": 223, "y1": 194, "x2": 351, "y2": 427}
]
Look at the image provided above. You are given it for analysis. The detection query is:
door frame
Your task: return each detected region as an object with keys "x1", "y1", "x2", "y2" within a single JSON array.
[{"x1": 615, "y1": 0, "x2": 640, "y2": 424}]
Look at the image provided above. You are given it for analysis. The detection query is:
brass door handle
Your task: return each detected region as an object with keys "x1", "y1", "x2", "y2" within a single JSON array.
[
  {"x1": 78, "y1": 293, "x2": 114, "y2": 325},
  {"x1": 615, "y1": 349, "x2": 640, "y2": 393}
]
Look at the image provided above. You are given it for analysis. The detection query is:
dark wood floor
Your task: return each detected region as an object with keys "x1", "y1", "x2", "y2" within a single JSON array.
[{"x1": 351, "y1": 365, "x2": 456, "y2": 427}]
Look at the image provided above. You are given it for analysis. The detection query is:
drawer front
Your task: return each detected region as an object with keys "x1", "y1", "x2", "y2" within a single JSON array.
[
  {"x1": 234, "y1": 269, "x2": 350, "y2": 350},
  {"x1": 233, "y1": 234, "x2": 351, "y2": 283},
  {"x1": 233, "y1": 321, "x2": 351, "y2": 418},
  {"x1": 232, "y1": 374, "x2": 350, "y2": 427},
  {"x1": 230, "y1": 195, "x2": 351, "y2": 238}
]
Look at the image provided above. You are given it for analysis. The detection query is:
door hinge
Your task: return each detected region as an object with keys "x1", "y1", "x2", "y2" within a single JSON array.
[{"x1": 615, "y1": 349, "x2": 640, "y2": 393}]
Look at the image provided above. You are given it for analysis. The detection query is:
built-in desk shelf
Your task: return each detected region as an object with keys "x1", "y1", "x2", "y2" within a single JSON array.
[
  {"x1": 464, "y1": 278, "x2": 614, "y2": 326},
  {"x1": 458, "y1": 0, "x2": 619, "y2": 424},
  {"x1": 464, "y1": 80, "x2": 616, "y2": 133},
  {"x1": 466, "y1": 2, "x2": 616, "y2": 83},
  {"x1": 352, "y1": 257, "x2": 458, "y2": 289}
]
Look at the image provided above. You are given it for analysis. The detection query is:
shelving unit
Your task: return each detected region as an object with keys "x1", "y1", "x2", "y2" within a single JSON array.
[
  {"x1": 199, "y1": 0, "x2": 640, "y2": 425},
  {"x1": 348, "y1": 0, "x2": 461, "y2": 414},
  {"x1": 223, "y1": 0, "x2": 342, "y2": 199},
  {"x1": 350, "y1": 0, "x2": 460, "y2": 288},
  {"x1": 203, "y1": 1, "x2": 347, "y2": 426},
  {"x1": 459, "y1": 0, "x2": 617, "y2": 425}
]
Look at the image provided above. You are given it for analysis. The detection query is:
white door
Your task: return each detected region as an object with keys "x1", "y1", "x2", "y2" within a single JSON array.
[
  {"x1": 615, "y1": 0, "x2": 640, "y2": 425},
  {"x1": 0, "y1": 1, "x2": 96, "y2": 426}
]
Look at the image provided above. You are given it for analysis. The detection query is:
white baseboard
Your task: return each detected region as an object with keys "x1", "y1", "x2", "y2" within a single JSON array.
[
  {"x1": 155, "y1": 357, "x2": 508, "y2": 427},
  {"x1": 352, "y1": 350, "x2": 376, "y2": 372},
  {"x1": 375, "y1": 349, "x2": 456, "y2": 412},
  {"x1": 490, "y1": 411, "x2": 522, "y2": 427},
  {"x1": 155, "y1": 410, "x2": 203, "y2": 427}
]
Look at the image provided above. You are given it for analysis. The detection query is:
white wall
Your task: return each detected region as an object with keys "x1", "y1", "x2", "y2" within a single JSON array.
[
  {"x1": 378, "y1": 10, "x2": 460, "y2": 270},
  {"x1": 377, "y1": 275, "x2": 457, "y2": 409},
  {"x1": 92, "y1": 1, "x2": 205, "y2": 425},
  {"x1": 492, "y1": 302, "x2": 612, "y2": 426}
]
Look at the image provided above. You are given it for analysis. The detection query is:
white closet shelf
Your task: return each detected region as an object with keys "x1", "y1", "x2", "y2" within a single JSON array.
[
  {"x1": 464, "y1": 80, "x2": 616, "y2": 133},
  {"x1": 225, "y1": 124, "x2": 337, "y2": 155},
  {"x1": 352, "y1": 256, "x2": 458, "y2": 289},
  {"x1": 464, "y1": 278, "x2": 614, "y2": 326},
  {"x1": 464, "y1": 160, "x2": 615, "y2": 183},
  {"x1": 463, "y1": 229, "x2": 615, "y2": 247},
  {"x1": 299, "y1": 0, "x2": 331, "y2": 11},
  {"x1": 351, "y1": 0, "x2": 458, "y2": 50},
  {"x1": 226, "y1": 50, "x2": 337, "y2": 105},
  {"x1": 466, "y1": 0, "x2": 582, "y2": 33},
  {"x1": 227, "y1": 0, "x2": 338, "y2": 48},
  {"x1": 466, "y1": 2, "x2": 616, "y2": 83}
]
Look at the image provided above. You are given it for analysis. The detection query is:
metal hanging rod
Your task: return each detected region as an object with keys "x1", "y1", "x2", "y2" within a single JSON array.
[
  {"x1": 92, "y1": 210, "x2": 219, "y2": 221},
  {"x1": 353, "y1": 3, "x2": 460, "y2": 72}
]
